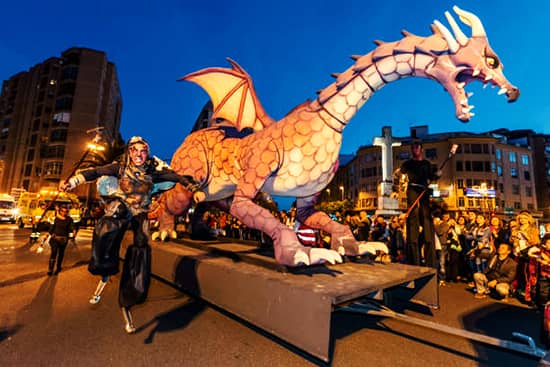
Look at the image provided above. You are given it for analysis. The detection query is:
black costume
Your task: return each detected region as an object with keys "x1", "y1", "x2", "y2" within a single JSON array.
[
  {"x1": 76, "y1": 156, "x2": 199, "y2": 308},
  {"x1": 400, "y1": 157, "x2": 438, "y2": 268},
  {"x1": 48, "y1": 211, "x2": 74, "y2": 275}
]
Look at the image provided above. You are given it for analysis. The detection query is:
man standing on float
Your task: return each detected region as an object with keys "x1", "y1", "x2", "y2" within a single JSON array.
[
  {"x1": 61, "y1": 136, "x2": 204, "y2": 333},
  {"x1": 400, "y1": 141, "x2": 440, "y2": 268}
]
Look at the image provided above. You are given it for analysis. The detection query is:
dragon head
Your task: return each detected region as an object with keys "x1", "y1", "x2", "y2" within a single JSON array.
[{"x1": 420, "y1": 6, "x2": 519, "y2": 122}]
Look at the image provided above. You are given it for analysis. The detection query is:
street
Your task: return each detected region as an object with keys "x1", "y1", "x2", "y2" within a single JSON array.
[{"x1": 0, "y1": 223, "x2": 545, "y2": 366}]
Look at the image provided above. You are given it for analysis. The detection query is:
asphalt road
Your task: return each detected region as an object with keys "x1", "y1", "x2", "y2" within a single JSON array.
[{"x1": 0, "y1": 224, "x2": 546, "y2": 366}]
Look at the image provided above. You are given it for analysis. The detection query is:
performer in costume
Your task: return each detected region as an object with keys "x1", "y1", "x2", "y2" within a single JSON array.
[
  {"x1": 60, "y1": 136, "x2": 205, "y2": 333},
  {"x1": 400, "y1": 141, "x2": 441, "y2": 268}
]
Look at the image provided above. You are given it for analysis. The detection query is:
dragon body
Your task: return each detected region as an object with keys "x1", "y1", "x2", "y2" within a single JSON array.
[{"x1": 158, "y1": 6, "x2": 518, "y2": 266}]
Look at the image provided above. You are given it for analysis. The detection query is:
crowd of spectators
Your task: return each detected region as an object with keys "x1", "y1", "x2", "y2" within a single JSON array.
[{"x1": 167, "y1": 204, "x2": 550, "y2": 308}]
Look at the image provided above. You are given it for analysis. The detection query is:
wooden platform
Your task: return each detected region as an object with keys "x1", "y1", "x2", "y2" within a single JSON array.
[{"x1": 121, "y1": 236, "x2": 438, "y2": 362}]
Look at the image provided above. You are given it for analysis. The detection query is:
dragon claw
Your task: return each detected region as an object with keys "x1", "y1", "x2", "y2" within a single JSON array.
[
  {"x1": 292, "y1": 250, "x2": 310, "y2": 266},
  {"x1": 309, "y1": 248, "x2": 343, "y2": 265},
  {"x1": 152, "y1": 231, "x2": 160, "y2": 241}
]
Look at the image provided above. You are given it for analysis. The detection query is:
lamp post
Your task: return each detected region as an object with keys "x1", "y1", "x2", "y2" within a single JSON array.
[{"x1": 339, "y1": 185, "x2": 344, "y2": 201}]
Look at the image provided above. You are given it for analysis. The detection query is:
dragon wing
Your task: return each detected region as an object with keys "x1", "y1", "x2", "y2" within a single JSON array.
[{"x1": 180, "y1": 58, "x2": 275, "y2": 132}]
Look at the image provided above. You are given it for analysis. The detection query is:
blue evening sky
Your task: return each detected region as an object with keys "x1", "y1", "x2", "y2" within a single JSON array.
[{"x1": 1, "y1": 1, "x2": 548, "y2": 209}]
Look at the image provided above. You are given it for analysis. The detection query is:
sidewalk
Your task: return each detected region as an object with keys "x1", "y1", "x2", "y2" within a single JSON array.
[{"x1": 0, "y1": 228, "x2": 93, "y2": 287}]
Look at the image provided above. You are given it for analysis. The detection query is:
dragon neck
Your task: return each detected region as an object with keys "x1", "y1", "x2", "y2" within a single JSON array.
[{"x1": 313, "y1": 36, "x2": 437, "y2": 132}]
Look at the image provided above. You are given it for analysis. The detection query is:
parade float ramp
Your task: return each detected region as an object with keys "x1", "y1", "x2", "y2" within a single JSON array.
[{"x1": 122, "y1": 236, "x2": 438, "y2": 362}]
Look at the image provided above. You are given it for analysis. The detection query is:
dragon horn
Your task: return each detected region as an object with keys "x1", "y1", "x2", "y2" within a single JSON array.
[
  {"x1": 433, "y1": 20, "x2": 459, "y2": 53},
  {"x1": 444, "y1": 11, "x2": 468, "y2": 46},
  {"x1": 453, "y1": 6, "x2": 486, "y2": 38}
]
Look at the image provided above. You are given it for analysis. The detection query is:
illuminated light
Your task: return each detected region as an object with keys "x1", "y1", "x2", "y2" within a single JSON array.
[{"x1": 87, "y1": 143, "x2": 106, "y2": 151}]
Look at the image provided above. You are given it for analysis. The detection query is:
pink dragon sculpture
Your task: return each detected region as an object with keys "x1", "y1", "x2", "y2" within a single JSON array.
[{"x1": 156, "y1": 6, "x2": 519, "y2": 266}]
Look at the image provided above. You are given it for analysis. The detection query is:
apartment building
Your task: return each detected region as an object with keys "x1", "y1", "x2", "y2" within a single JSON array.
[
  {"x1": 325, "y1": 126, "x2": 544, "y2": 219},
  {"x1": 0, "y1": 47, "x2": 122, "y2": 196}
]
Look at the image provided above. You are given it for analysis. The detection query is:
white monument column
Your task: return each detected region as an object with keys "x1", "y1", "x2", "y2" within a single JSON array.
[{"x1": 373, "y1": 126, "x2": 401, "y2": 215}]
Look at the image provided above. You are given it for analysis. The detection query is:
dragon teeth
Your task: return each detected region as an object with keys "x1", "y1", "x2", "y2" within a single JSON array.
[
  {"x1": 497, "y1": 87, "x2": 508, "y2": 95},
  {"x1": 457, "y1": 82, "x2": 466, "y2": 88},
  {"x1": 472, "y1": 69, "x2": 480, "y2": 77},
  {"x1": 483, "y1": 83, "x2": 488, "y2": 89},
  {"x1": 467, "y1": 92, "x2": 474, "y2": 98}
]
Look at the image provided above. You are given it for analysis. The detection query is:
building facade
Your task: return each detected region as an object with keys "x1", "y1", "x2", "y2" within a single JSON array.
[
  {"x1": 325, "y1": 126, "x2": 546, "y2": 220},
  {"x1": 0, "y1": 47, "x2": 122, "y2": 195}
]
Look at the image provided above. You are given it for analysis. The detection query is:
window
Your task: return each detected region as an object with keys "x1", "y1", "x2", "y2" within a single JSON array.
[
  {"x1": 509, "y1": 151, "x2": 517, "y2": 163},
  {"x1": 491, "y1": 162, "x2": 496, "y2": 173},
  {"x1": 499, "y1": 183, "x2": 504, "y2": 193},
  {"x1": 58, "y1": 82, "x2": 76, "y2": 96},
  {"x1": 398, "y1": 151, "x2": 410, "y2": 160},
  {"x1": 471, "y1": 144, "x2": 482, "y2": 154},
  {"x1": 496, "y1": 148, "x2": 502, "y2": 160},
  {"x1": 456, "y1": 161, "x2": 463, "y2": 171},
  {"x1": 514, "y1": 202, "x2": 521, "y2": 209},
  {"x1": 425, "y1": 148, "x2": 437, "y2": 159},
  {"x1": 44, "y1": 161, "x2": 63, "y2": 176},
  {"x1": 512, "y1": 185, "x2": 520, "y2": 195},
  {"x1": 521, "y1": 154, "x2": 529, "y2": 165},
  {"x1": 50, "y1": 129, "x2": 67, "y2": 142},
  {"x1": 528, "y1": 203, "x2": 534, "y2": 210},
  {"x1": 63, "y1": 52, "x2": 80, "y2": 65},
  {"x1": 497, "y1": 165, "x2": 503, "y2": 177},
  {"x1": 468, "y1": 199, "x2": 474, "y2": 207},
  {"x1": 55, "y1": 97, "x2": 73, "y2": 111},
  {"x1": 526, "y1": 186, "x2": 532, "y2": 197},
  {"x1": 24, "y1": 164, "x2": 32, "y2": 176},
  {"x1": 524, "y1": 171, "x2": 531, "y2": 180},
  {"x1": 465, "y1": 161, "x2": 471, "y2": 171},
  {"x1": 456, "y1": 179, "x2": 464, "y2": 188},
  {"x1": 510, "y1": 167, "x2": 518, "y2": 178},
  {"x1": 458, "y1": 197, "x2": 465, "y2": 207},
  {"x1": 472, "y1": 161, "x2": 484, "y2": 172},
  {"x1": 26, "y1": 149, "x2": 35, "y2": 161}
]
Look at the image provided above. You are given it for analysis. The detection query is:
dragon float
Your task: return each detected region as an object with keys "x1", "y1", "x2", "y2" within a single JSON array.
[{"x1": 154, "y1": 6, "x2": 519, "y2": 266}]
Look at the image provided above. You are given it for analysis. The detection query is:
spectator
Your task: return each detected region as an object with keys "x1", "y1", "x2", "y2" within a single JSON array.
[
  {"x1": 526, "y1": 234, "x2": 550, "y2": 308},
  {"x1": 45, "y1": 205, "x2": 76, "y2": 275},
  {"x1": 467, "y1": 213, "x2": 492, "y2": 274},
  {"x1": 370, "y1": 215, "x2": 388, "y2": 242},
  {"x1": 434, "y1": 212, "x2": 451, "y2": 283},
  {"x1": 473, "y1": 242, "x2": 516, "y2": 300},
  {"x1": 512, "y1": 211, "x2": 540, "y2": 302},
  {"x1": 445, "y1": 218, "x2": 463, "y2": 282},
  {"x1": 388, "y1": 215, "x2": 406, "y2": 263}
]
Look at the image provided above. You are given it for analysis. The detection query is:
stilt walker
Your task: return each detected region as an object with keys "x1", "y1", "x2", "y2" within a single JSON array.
[{"x1": 60, "y1": 136, "x2": 205, "y2": 333}]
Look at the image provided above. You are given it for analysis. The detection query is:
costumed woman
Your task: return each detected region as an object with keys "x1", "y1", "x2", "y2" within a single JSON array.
[{"x1": 60, "y1": 136, "x2": 205, "y2": 333}]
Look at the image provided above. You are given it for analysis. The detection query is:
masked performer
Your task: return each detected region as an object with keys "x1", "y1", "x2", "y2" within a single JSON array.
[{"x1": 61, "y1": 136, "x2": 204, "y2": 333}]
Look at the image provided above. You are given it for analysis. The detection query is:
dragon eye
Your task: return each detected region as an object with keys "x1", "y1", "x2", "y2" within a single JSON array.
[{"x1": 486, "y1": 56, "x2": 498, "y2": 68}]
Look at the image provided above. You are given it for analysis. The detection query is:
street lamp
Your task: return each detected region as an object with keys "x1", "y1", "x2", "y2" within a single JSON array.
[{"x1": 339, "y1": 185, "x2": 344, "y2": 201}]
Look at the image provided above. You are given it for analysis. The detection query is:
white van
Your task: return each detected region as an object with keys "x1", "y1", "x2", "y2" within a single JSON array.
[{"x1": 0, "y1": 194, "x2": 17, "y2": 223}]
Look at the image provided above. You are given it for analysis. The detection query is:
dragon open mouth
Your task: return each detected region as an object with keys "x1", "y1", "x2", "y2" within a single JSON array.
[{"x1": 453, "y1": 69, "x2": 519, "y2": 122}]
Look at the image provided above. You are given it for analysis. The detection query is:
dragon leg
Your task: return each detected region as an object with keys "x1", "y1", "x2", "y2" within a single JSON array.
[
  {"x1": 230, "y1": 193, "x2": 341, "y2": 266},
  {"x1": 152, "y1": 183, "x2": 194, "y2": 241},
  {"x1": 296, "y1": 195, "x2": 360, "y2": 256}
]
